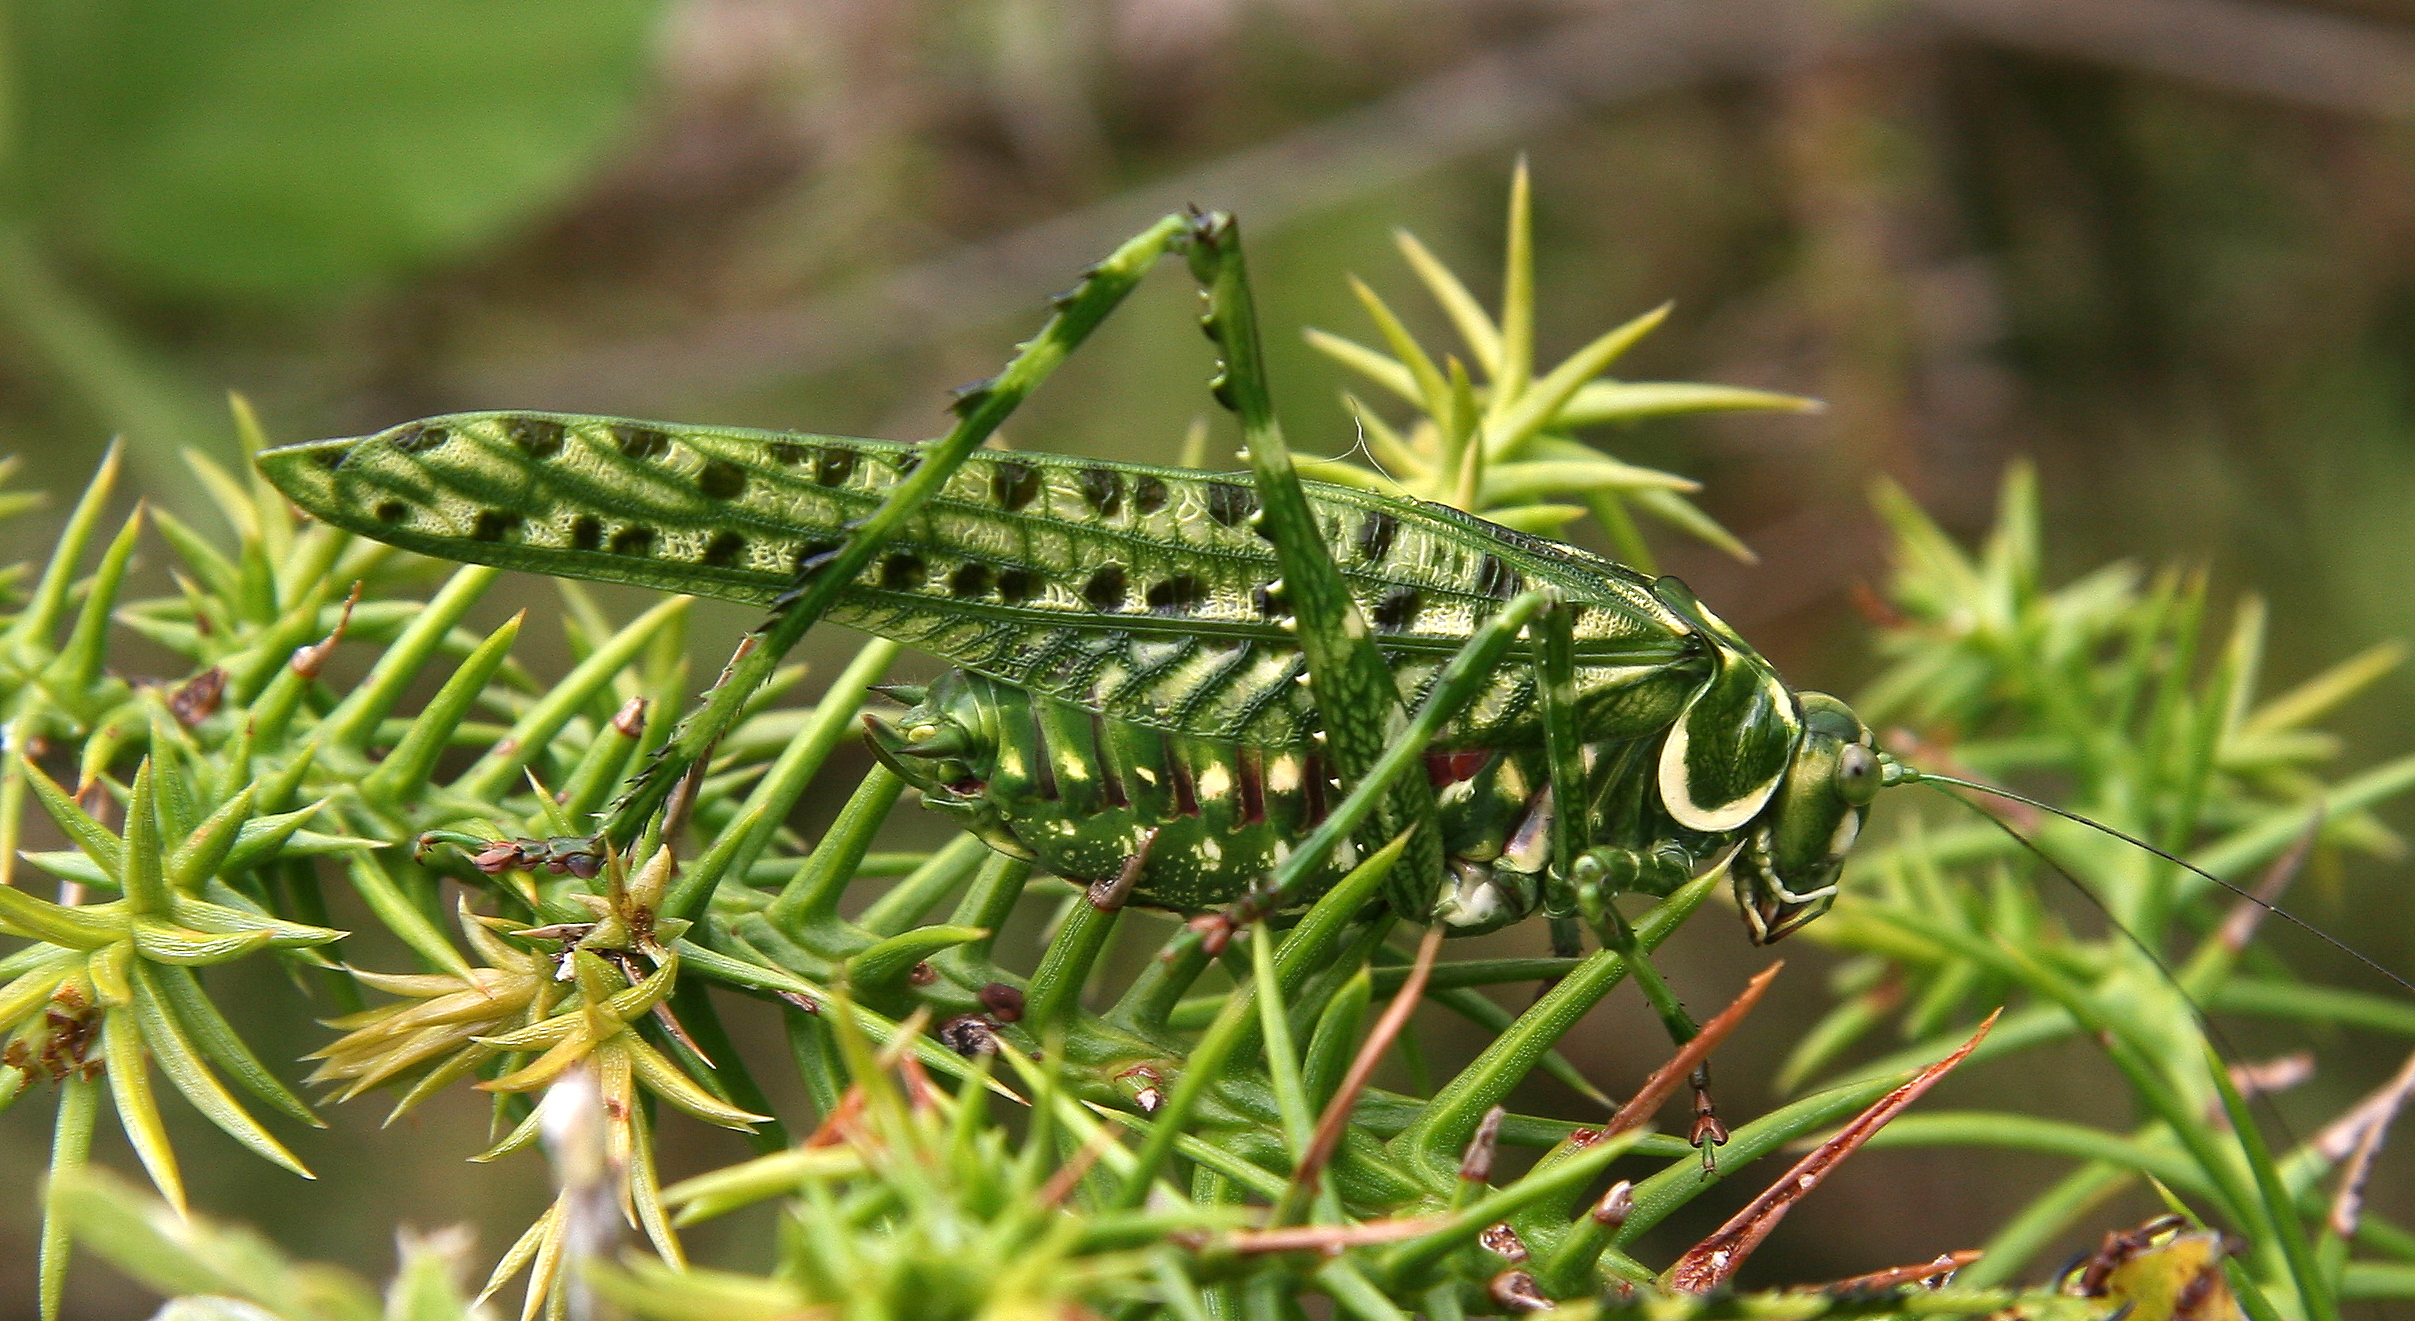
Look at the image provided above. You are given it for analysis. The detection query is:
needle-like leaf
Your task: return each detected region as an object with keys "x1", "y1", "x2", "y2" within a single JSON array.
[
  {"x1": 21, "y1": 759, "x2": 124, "y2": 883},
  {"x1": 44, "y1": 504, "x2": 146, "y2": 701},
  {"x1": 101, "y1": 1007, "x2": 186, "y2": 1213},
  {"x1": 1394, "y1": 230, "x2": 1499, "y2": 376},
  {"x1": 145, "y1": 962, "x2": 318, "y2": 1125},
  {"x1": 359, "y1": 611, "x2": 525, "y2": 804},
  {"x1": 127, "y1": 963, "x2": 312, "y2": 1178},
  {"x1": 1482, "y1": 302, "x2": 1670, "y2": 461},
  {"x1": 11, "y1": 442, "x2": 121, "y2": 666},
  {"x1": 121, "y1": 760, "x2": 170, "y2": 916}
]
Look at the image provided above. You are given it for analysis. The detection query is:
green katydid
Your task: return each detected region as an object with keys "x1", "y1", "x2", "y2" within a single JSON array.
[
  {"x1": 257, "y1": 214, "x2": 1869, "y2": 925},
  {"x1": 256, "y1": 211, "x2": 1877, "y2": 1153},
  {"x1": 253, "y1": 208, "x2": 2413, "y2": 1164},
  {"x1": 257, "y1": 406, "x2": 1873, "y2": 936}
]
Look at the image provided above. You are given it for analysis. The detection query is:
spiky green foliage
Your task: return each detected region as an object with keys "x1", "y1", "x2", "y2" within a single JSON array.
[
  {"x1": 1302, "y1": 158, "x2": 1816, "y2": 566},
  {"x1": 1782, "y1": 464, "x2": 2415, "y2": 1321},
  {"x1": 4, "y1": 178, "x2": 2410, "y2": 1321}
]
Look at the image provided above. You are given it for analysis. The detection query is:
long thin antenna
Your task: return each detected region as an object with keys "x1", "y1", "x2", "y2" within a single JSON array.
[
  {"x1": 1903, "y1": 768, "x2": 2415, "y2": 1000},
  {"x1": 1917, "y1": 777, "x2": 2322, "y2": 1154}
]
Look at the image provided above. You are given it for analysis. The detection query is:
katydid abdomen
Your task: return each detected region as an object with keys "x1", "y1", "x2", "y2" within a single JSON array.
[{"x1": 867, "y1": 668, "x2": 1691, "y2": 924}]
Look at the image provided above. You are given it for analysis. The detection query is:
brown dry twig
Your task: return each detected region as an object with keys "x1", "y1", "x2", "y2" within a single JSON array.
[
  {"x1": 1291, "y1": 924, "x2": 1446, "y2": 1197},
  {"x1": 1665, "y1": 1008, "x2": 2002, "y2": 1294},
  {"x1": 1800, "y1": 1250, "x2": 1982, "y2": 1294},
  {"x1": 2327, "y1": 1044, "x2": 2415, "y2": 1237},
  {"x1": 2219, "y1": 811, "x2": 2320, "y2": 954},
  {"x1": 1607, "y1": 961, "x2": 1783, "y2": 1137}
]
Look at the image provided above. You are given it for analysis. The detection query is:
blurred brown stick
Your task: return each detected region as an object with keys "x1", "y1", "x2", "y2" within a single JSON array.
[
  {"x1": 451, "y1": 0, "x2": 2415, "y2": 412},
  {"x1": 448, "y1": 0, "x2": 1821, "y2": 410}
]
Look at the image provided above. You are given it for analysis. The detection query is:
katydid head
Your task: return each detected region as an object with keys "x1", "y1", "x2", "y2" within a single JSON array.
[{"x1": 1731, "y1": 691, "x2": 1878, "y2": 944}]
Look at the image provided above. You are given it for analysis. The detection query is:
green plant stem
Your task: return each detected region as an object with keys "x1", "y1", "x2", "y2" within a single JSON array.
[
  {"x1": 39, "y1": 1074, "x2": 100, "y2": 1321},
  {"x1": 1023, "y1": 898, "x2": 1122, "y2": 1034},
  {"x1": 1400, "y1": 872, "x2": 1715, "y2": 1170},
  {"x1": 857, "y1": 834, "x2": 991, "y2": 937},
  {"x1": 1188, "y1": 211, "x2": 1442, "y2": 918},
  {"x1": 665, "y1": 981, "x2": 788, "y2": 1152},
  {"x1": 1107, "y1": 834, "x2": 1407, "y2": 1211},
  {"x1": 764, "y1": 767, "x2": 906, "y2": 931},
  {"x1": 2206, "y1": 1039, "x2": 2338, "y2": 1321},
  {"x1": 673, "y1": 637, "x2": 901, "y2": 923}
]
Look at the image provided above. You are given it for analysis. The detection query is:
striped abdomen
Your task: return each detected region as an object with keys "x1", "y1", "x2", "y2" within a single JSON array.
[{"x1": 869, "y1": 670, "x2": 1556, "y2": 914}]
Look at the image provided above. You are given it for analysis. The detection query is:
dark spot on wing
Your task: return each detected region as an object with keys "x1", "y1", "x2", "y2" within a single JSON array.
[
  {"x1": 312, "y1": 446, "x2": 348, "y2": 471},
  {"x1": 991, "y1": 461, "x2": 1040, "y2": 511},
  {"x1": 893, "y1": 452, "x2": 923, "y2": 477},
  {"x1": 394, "y1": 423, "x2": 449, "y2": 454},
  {"x1": 996, "y1": 568, "x2": 1039, "y2": 605},
  {"x1": 612, "y1": 425, "x2": 671, "y2": 460},
  {"x1": 881, "y1": 553, "x2": 927, "y2": 590},
  {"x1": 1132, "y1": 476, "x2": 1167, "y2": 514},
  {"x1": 610, "y1": 526, "x2": 656, "y2": 557},
  {"x1": 1253, "y1": 585, "x2": 1288, "y2": 619},
  {"x1": 506, "y1": 417, "x2": 564, "y2": 459},
  {"x1": 1077, "y1": 467, "x2": 1122, "y2": 516},
  {"x1": 471, "y1": 510, "x2": 521, "y2": 542},
  {"x1": 815, "y1": 447, "x2": 856, "y2": 487},
  {"x1": 769, "y1": 441, "x2": 808, "y2": 466},
  {"x1": 697, "y1": 459, "x2": 747, "y2": 500},
  {"x1": 1356, "y1": 511, "x2": 1397, "y2": 563},
  {"x1": 702, "y1": 531, "x2": 747, "y2": 568},
  {"x1": 1145, "y1": 575, "x2": 1205, "y2": 615},
  {"x1": 949, "y1": 563, "x2": 993, "y2": 598},
  {"x1": 374, "y1": 501, "x2": 408, "y2": 524},
  {"x1": 1083, "y1": 565, "x2": 1127, "y2": 611},
  {"x1": 1371, "y1": 586, "x2": 1422, "y2": 632},
  {"x1": 570, "y1": 515, "x2": 602, "y2": 550},
  {"x1": 1475, "y1": 554, "x2": 1521, "y2": 600},
  {"x1": 1205, "y1": 481, "x2": 1257, "y2": 528}
]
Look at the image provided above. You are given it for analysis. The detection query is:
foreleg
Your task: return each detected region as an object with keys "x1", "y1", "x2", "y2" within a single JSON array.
[{"x1": 1533, "y1": 599, "x2": 1728, "y2": 1163}]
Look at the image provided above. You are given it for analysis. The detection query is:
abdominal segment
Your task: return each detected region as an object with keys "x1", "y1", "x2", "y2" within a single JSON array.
[{"x1": 865, "y1": 669, "x2": 1558, "y2": 917}]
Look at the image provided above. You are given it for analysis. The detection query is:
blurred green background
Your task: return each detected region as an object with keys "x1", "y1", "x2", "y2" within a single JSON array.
[{"x1": 4, "y1": 0, "x2": 2414, "y2": 1313}]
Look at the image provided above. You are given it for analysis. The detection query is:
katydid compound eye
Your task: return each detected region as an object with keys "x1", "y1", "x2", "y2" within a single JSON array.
[{"x1": 1834, "y1": 743, "x2": 1878, "y2": 805}]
